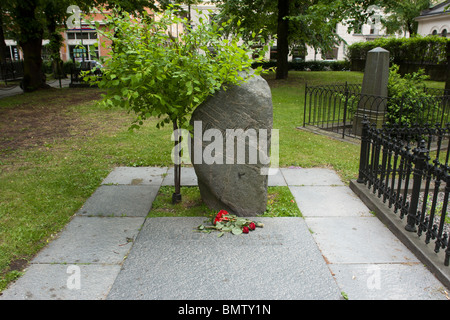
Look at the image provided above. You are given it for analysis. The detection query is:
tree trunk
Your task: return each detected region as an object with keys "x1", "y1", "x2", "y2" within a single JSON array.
[
  {"x1": 20, "y1": 38, "x2": 45, "y2": 92},
  {"x1": 276, "y1": 0, "x2": 289, "y2": 80},
  {"x1": 15, "y1": 0, "x2": 45, "y2": 92},
  {"x1": 0, "y1": 11, "x2": 8, "y2": 64}
]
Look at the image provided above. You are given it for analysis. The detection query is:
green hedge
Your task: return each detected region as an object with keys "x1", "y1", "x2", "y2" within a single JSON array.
[{"x1": 347, "y1": 35, "x2": 450, "y2": 66}]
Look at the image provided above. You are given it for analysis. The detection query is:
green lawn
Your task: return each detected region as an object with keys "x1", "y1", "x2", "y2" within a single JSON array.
[{"x1": 0, "y1": 70, "x2": 444, "y2": 291}]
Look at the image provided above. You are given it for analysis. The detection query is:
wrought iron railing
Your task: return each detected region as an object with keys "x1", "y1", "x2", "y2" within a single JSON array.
[
  {"x1": 0, "y1": 60, "x2": 24, "y2": 86},
  {"x1": 303, "y1": 83, "x2": 450, "y2": 138},
  {"x1": 357, "y1": 118, "x2": 450, "y2": 266}
]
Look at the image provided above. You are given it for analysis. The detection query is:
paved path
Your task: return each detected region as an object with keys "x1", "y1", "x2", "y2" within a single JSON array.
[
  {"x1": 0, "y1": 167, "x2": 448, "y2": 300},
  {"x1": 0, "y1": 79, "x2": 71, "y2": 99}
]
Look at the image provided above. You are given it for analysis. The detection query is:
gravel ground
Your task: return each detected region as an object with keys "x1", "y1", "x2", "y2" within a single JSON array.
[{"x1": 407, "y1": 191, "x2": 450, "y2": 237}]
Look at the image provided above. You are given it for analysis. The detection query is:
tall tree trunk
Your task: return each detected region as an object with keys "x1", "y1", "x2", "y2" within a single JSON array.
[
  {"x1": 16, "y1": 0, "x2": 45, "y2": 92},
  {"x1": 20, "y1": 38, "x2": 45, "y2": 92},
  {"x1": 276, "y1": 0, "x2": 289, "y2": 80},
  {"x1": 0, "y1": 8, "x2": 8, "y2": 64}
]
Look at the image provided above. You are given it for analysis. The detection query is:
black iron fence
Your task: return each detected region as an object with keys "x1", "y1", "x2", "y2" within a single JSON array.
[
  {"x1": 69, "y1": 61, "x2": 102, "y2": 88},
  {"x1": 0, "y1": 60, "x2": 24, "y2": 85},
  {"x1": 0, "y1": 60, "x2": 69, "y2": 93},
  {"x1": 303, "y1": 83, "x2": 450, "y2": 139},
  {"x1": 357, "y1": 118, "x2": 450, "y2": 266}
]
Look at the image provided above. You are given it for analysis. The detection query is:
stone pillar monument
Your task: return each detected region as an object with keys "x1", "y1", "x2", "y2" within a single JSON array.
[{"x1": 353, "y1": 47, "x2": 390, "y2": 136}]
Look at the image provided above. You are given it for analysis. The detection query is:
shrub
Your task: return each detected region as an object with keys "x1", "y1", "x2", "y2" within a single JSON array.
[
  {"x1": 386, "y1": 64, "x2": 442, "y2": 126},
  {"x1": 347, "y1": 36, "x2": 449, "y2": 68},
  {"x1": 252, "y1": 60, "x2": 350, "y2": 71}
]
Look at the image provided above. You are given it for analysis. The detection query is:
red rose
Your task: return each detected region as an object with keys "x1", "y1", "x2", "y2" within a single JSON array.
[
  {"x1": 213, "y1": 210, "x2": 229, "y2": 225},
  {"x1": 249, "y1": 222, "x2": 256, "y2": 231},
  {"x1": 242, "y1": 226, "x2": 249, "y2": 233}
]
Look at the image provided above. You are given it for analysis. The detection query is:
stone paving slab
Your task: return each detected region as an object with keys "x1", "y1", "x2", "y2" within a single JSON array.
[
  {"x1": 33, "y1": 216, "x2": 145, "y2": 264},
  {"x1": 106, "y1": 217, "x2": 342, "y2": 300},
  {"x1": 160, "y1": 167, "x2": 287, "y2": 187},
  {"x1": 102, "y1": 167, "x2": 168, "y2": 186},
  {"x1": 0, "y1": 264, "x2": 121, "y2": 300},
  {"x1": 329, "y1": 263, "x2": 448, "y2": 300},
  {"x1": 267, "y1": 168, "x2": 287, "y2": 186},
  {"x1": 281, "y1": 168, "x2": 345, "y2": 186},
  {"x1": 304, "y1": 216, "x2": 420, "y2": 264},
  {"x1": 289, "y1": 186, "x2": 372, "y2": 217},
  {"x1": 162, "y1": 167, "x2": 198, "y2": 186},
  {"x1": 77, "y1": 185, "x2": 159, "y2": 217}
]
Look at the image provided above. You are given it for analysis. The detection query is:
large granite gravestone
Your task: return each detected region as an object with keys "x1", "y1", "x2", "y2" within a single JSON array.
[
  {"x1": 190, "y1": 72, "x2": 273, "y2": 216},
  {"x1": 353, "y1": 47, "x2": 390, "y2": 136}
]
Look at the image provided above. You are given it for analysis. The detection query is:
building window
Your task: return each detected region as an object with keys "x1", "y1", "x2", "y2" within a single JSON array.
[
  {"x1": 67, "y1": 31, "x2": 97, "y2": 40},
  {"x1": 323, "y1": 47, "x2": 339, "y2": 60},
  {"x1": 442, "y1": 29, "x2": 448, "y2": 37},
  {"x1": 432, "y1": 29, "x2": 438, "y2": 35},
  {"x1": 292, "y1": 45, "x2": 306, "y2": 61},
  {"x1": 66, "y1": 29, "x2": 99, "y2": 62},
  {"x1": 69, "y1": 45, "x2": 99, "y2": 62},
  {"x1": 270, "y1": 46, "x2": 277, "y2": 61},
  {"x1": 369, "y1": 16, "x2": 380, "y2": 35},
  {"x1": 6, "y1": 46, "x2": 20, "y2": 61},
  {"x1": 353, "y1": 22, "x2": 363, "y2": 35}
]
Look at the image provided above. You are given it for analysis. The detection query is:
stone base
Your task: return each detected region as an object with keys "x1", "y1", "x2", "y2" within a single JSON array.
[{"x1": 352, "y1": 109, "x2": 386, "y2": 136}]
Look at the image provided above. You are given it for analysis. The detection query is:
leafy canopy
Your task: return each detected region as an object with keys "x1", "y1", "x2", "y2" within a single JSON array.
[{"x1": 87, "y1": 6, "x2": 270, "y2": 130}]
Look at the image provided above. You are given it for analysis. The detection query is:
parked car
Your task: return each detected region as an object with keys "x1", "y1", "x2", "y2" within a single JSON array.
[{"x1": 80, "y1": 60, "x2": 103, "y2": 75}]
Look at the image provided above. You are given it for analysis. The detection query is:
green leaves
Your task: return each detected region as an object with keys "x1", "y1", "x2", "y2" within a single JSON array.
[
  {"x1": 88, "y1": 6, "x2": 268, "y2": 131},
  {"x1": 386, "y1": 64, "x2": 439, "y2": 126}
]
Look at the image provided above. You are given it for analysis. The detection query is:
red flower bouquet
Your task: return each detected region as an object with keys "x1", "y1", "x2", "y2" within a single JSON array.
[{"x1": 198, "y1": 210, "x2": 263, "y2": 237}]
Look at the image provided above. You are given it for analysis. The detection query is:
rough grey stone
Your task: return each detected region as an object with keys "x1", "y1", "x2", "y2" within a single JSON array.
[{"x1": 190, "y1": 73, "x2": 273, "y2": 216}]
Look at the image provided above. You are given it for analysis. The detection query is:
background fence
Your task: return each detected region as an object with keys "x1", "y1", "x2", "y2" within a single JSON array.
[
  {"x1": 0, "y1": 60, "x2": 24, "y2": 85},
  {"x1": 0, "y1": 60, "x2": 72, "y2": 93},
  {"x1": 303, "y1": 83, "x2": 450, "y2": 139},
  {"x1": 357, "y1": 119, "x2": 450, "y2": 266}
]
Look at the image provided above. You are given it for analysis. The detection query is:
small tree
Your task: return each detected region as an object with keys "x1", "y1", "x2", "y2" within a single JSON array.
[
  {"x1": 87, "y1": 6, "x2": 269, "y2": 203},
  {"x1": 386, "y1": 64, "x2": 441, "y2": 127}
]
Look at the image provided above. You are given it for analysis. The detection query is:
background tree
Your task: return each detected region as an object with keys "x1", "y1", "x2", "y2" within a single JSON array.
[
  {"x1": 0, "y1": 0, "x2": 158, "y2": 92},
  {"x1": 0, "y1": 1, "x2": 13, "y2": 64},
  {"x1": 380, "y1": 0, "x2": 434, "y2": 36},
  {"x1": 212, "y1": 0, "x2": 381, "y2": 80}
]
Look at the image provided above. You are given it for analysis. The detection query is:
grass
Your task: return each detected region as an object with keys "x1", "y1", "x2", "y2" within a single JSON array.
[
  {"x1": 0, "y1": 70, "x2": 445, "y2": 291},
  {"x1": 150, "y1": 186, "x2": 301, "y2": 218}
]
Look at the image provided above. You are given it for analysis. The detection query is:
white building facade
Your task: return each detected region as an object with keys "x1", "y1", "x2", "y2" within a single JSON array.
[{"x1": 415, "y1": 1, "x2": 450, "y2": 37}]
